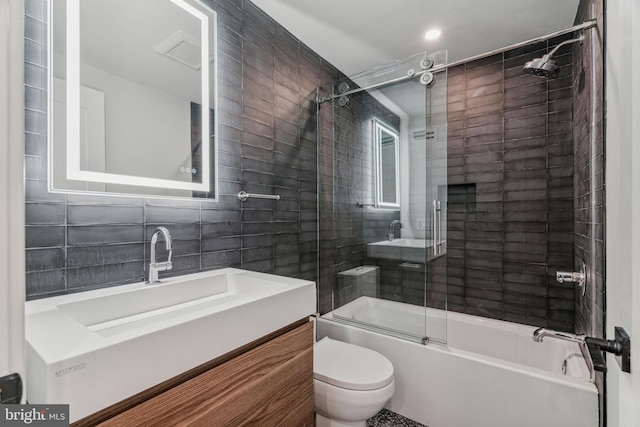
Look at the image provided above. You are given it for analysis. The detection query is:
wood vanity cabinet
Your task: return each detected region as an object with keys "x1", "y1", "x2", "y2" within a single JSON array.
[{"x1": 75, "y1": 319, "x2": 314, "y2": 427}]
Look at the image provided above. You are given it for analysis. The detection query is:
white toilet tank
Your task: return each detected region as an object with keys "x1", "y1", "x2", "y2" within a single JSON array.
[{"x1": 335, "y1": 266, "x2": 379, "y2": 307}]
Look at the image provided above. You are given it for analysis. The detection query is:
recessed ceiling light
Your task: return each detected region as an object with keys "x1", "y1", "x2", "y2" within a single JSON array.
[{"x1": 424, "y1": 29, "x2": 442, "y2": 40}]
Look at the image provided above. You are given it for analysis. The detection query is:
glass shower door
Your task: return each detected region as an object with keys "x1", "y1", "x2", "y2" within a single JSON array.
[{"x1": 321, "y1": 51, "x2": 448, "y2": 344}]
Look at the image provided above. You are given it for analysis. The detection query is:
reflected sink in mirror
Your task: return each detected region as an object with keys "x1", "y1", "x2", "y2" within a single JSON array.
[
  {"x1": 367, "y1": 238, "x2": 446, "y2": 263},
  {"x1": 26, "y1": 268, "x2": 316, "y2": 422}
]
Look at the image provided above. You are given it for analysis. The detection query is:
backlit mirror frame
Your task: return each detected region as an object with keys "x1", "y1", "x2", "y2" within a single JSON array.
[
  {"x1": 51, "y1": 0, "x2": 218, "y2": 198},
  {"x1": 373, "y1": 118, "x2": 400, "y2": 209}
]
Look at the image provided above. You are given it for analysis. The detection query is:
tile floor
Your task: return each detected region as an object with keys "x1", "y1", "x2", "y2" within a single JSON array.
[{"x1": 367, "y1": 409, "x2": 427, "y2": 427}]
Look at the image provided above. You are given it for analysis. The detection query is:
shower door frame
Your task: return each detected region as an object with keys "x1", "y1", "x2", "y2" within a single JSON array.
[{"x1": 317, "y1": 51, "x2": 449, "y2": 345}]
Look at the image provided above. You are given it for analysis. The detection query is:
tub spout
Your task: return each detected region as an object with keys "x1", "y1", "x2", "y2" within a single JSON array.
[{"x1": 532, "y1": 327, "x2": 585, "y2": 344}]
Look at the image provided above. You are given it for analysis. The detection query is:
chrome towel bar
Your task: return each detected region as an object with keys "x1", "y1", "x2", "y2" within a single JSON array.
[{"x1": 237, "y1": 191, "x2": 280, "y2": 201}]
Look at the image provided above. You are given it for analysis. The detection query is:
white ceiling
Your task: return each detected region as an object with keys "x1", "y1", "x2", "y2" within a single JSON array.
[{"x1": 249, "y1": 0, "x2": 581, "y2": 77}]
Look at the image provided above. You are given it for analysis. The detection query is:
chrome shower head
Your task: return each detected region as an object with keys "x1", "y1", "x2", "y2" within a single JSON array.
[
  {"x1": 522, "y1": 34, "x2": 585, "y2": 78},
  {"x1": 523, "y1": 54, "x2": 560, "y2": 78}
]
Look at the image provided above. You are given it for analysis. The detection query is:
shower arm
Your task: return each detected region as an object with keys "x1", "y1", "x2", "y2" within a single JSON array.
[{"x1": 543, "y1": 34, "x2": 585, "y2": 60}]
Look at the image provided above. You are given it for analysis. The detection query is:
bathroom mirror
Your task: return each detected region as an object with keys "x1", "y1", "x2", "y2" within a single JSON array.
[
  {"x1": 49, "y1": 0, "x2": 218, "y2": 199},
  {"x1": 373, "y1": 119, "x2": 400, "y2": 208}
]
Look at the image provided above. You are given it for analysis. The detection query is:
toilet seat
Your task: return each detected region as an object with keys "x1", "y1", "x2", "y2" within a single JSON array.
[{"x1": 314, "y1": 337, "x2": 394, "y2": 391}]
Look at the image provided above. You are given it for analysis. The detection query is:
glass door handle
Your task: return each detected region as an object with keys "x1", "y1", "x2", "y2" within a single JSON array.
[
  {"x1": 433, "y1": 200, "x2": 442, "y2": 255},
  {"x1": 437, "y1": 201, "x2": 442, "y2": 250}
]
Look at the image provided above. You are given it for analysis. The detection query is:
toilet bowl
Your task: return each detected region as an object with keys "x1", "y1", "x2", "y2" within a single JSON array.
[{"x1": 314, "y1": 337, "x2": 395, "y2": 427}]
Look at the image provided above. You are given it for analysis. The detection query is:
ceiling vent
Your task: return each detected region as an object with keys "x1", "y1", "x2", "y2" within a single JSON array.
[{"x1": 155, "y1": 30, "x2": 204, "y2": 70}]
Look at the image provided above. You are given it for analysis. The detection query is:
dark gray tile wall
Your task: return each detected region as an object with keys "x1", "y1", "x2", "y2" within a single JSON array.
[
  {"x1": 573, "y1": 0, "x2": 605, "y2": 339},
  {"x1": 446, "y1": 35, "x2": 576, "y2": 331},
  {"x1": 573, "y1": 1, "x2": 605, "y2": 425},
  {"x1": 24, "y1": 0, "x2": 337, "y2": 299}
]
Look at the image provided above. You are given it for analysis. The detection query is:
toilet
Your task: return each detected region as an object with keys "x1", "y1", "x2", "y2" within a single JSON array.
[{"x1": 314, "y1": 337, "x2": 395, "y2": 427}]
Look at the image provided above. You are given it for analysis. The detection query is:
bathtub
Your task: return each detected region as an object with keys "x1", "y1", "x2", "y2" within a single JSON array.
[{"x1": 316, "y1": 296, "x2": 599, "y2": 427}]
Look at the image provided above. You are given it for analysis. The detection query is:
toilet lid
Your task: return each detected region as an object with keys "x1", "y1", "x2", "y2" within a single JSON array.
[{"x1": 314, "y1": 337, "x2": 394, "y2": 391}]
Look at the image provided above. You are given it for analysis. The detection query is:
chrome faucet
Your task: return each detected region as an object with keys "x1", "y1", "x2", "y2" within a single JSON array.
[
  {"x1": 387, "y1": 220, "x2": 401, "y2": 241},
  {"x1": 532, "y1": 327, "x2": 585, "y2": 344},
  {"x1": 147, "y1": 226, "x2": 173, "y2": 284}
]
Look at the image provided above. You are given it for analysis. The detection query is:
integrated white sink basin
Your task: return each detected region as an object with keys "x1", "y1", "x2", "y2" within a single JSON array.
[
  {"x1": 26, "y1": 268, "x2": 316, "y2": 422},
  {"x1": 374, "y1": 238, "x2": 429, "y2": 248},
  {"x1": 367, "y1": 238, "x2": 446, "y2": 263}
]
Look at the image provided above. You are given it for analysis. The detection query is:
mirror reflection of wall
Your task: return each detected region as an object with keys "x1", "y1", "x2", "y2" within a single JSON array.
[{"x1": 50, "y1": 0, "x2": 217, "y2": 199}]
